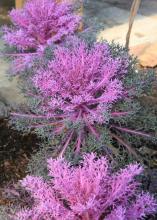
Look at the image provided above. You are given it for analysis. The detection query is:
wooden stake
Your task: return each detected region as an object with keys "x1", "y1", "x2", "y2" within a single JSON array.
[
  {"x1": 126, "y1": 0, "x2": 141, "y2": 48},
  {"x1": 15, "y1": 0, "x2": 25, "y2": 9}
]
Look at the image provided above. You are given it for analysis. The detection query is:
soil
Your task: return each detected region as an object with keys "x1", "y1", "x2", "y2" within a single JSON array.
[
  {"x1": 0, "y1": 0, "x2": 14, "y2": 25},
  {"x1": 0, "y1": 118, "x2": 40, "y2": 205}
]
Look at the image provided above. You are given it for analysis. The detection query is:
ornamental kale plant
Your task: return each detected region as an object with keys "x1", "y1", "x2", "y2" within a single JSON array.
[
  {"x1": 1, "y1": 0, "x2": 81, "y2": 73},
  {"x1": 14, "y1": 153, "x2": 156, "y2": 220},
  {"x1": 11, "y1": 38, "x2": 157, "y2": 159}
]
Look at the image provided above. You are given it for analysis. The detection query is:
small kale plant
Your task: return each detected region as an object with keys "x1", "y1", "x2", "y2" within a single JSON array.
[
  {"x1": 13, "y1": 153, "x2": 157, "y2": 220},
  {"x1": 1, "y1": 0, "x2": 81, "y2": 74},
  {"x1": 10, "y1": 38, "x2": 157, "y2": 159}
]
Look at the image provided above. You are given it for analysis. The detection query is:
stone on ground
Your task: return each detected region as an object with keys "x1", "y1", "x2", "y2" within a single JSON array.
[
  {"x1": 0, "y1": 40, "x2": 25, "y2": 114},
  {"x1": 85, "y1": 0, "x2": 157, "y2": 67}
]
